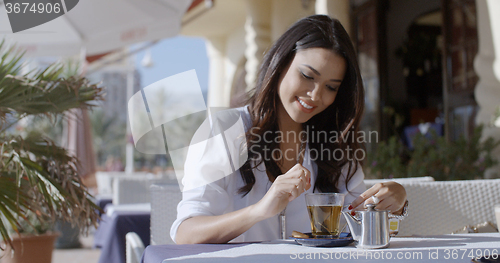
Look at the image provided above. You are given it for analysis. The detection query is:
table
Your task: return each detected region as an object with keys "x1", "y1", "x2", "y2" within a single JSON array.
[
  {"x1": 94, "y1": 210, "x2": 151, "y2": 263},
  {"x1": 95, "y1": 196, "x2": 113, "y2": 216},
  {"x1": 141, "y1": 233, "x2": 500, "y2": 263}
]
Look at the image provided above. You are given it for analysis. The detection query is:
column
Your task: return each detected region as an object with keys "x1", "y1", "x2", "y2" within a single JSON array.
[
  {"x1": 315, "y1": 0, "x2": 351, "y2": 36},
  {"x1": 244, "y1": 0, "x2": 271, "y2": 93},
  {"x1": 474, "y1": 0, "x2": 500, "y2": 177},
  {"x1": 206, "y1": 37, "x2": 228, "y2": 107}
]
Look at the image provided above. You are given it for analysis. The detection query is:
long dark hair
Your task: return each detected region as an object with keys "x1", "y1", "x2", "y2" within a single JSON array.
[{"x1": 239, "y1": 15, "x2": 365, "y2": 195}]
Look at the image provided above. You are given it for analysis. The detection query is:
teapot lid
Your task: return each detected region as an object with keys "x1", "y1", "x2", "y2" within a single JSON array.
[
  {"x1": 365, "y1": 203, "x2": 377, "y2": 211},
  {"x1": 365, "y1": 203, "x2": 389, "y2": 213}
]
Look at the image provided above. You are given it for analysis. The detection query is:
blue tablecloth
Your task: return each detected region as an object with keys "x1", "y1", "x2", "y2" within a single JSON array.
[
  {"x1": 94, "y1": 210, "x2": 150, "y2": 263},
  {"x1": 97, "y1": 197, "x2": 113, "y2": 211},
  {"x1": 96, "y1": 197, "x2": 113, "y2": 216},
  {"x1": 141, "y1": 243, "x2": 247, "y2": 263},
  {"x1": 140, "y1": 233, "x2": 500, "y2": 263}
]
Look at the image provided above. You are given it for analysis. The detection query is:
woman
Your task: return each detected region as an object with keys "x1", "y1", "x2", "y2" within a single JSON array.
[{"x1": 171, "y1": 15, "x2": 407, "y2": 244}]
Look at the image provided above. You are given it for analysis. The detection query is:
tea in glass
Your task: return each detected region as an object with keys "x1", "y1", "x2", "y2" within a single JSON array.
[
  {"x1": 305, "y1": 193, "x2": 345, "y2": 238},
  {"x1": 307, "y1": 205, "x2": 342, "y2": 237}
]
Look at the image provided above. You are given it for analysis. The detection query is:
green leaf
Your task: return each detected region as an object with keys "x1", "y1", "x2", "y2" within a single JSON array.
[{"x1": 0, "y1": 42, "x2": 104, "y2": 244}]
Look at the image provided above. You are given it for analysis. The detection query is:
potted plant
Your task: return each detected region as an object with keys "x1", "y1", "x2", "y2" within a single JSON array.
[
  {"x1": 366, "y1": 120, "x2": 500, "y2": 180},
  {"x1": 0, "y1": 40, "x2": 103, "y2": 262},
  {"x1": 1, "y1": 212, "x2": 59, "y2": 263}
]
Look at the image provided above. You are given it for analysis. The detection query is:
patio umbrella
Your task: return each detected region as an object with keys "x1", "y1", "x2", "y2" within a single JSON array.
[
  {"x1": 0, "y1": 0, "x2": 194, "y2": 179},
  {"x1": 0, "y1": 0, "x2": 193, "y2": 57}
]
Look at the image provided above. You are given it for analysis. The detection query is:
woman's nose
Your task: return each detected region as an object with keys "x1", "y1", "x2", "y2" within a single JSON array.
[{"x1": 307, "y1": 85, "x2": 321, "y2": 101}]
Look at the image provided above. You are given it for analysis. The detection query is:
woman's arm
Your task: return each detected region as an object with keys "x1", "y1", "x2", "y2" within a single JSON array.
[
  {"x1": 175, "y1": 163, "x2": 311, "y2": 244},
  {"x1": 175, "y1": 204, "x2": 263, "y2": 244}
]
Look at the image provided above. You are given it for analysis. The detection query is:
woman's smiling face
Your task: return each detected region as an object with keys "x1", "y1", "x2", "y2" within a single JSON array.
[{"x1": 277, "y1": 47, "x2": 346, "y2": 125}]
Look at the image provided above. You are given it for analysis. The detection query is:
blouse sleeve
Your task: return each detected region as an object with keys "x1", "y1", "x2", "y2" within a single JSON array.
[
  {"x1": 170, "y1": 177, "x2": 231, "y2": 243},
  {"x1": 336, "y1": 163, "x2": 366, "y2": 209},
  {"x1": 170, "y1": 109, "x2": 247, "y2": 243},
  {"x1": 169, "y1": 134, "x2": 235, "y2": 243}
]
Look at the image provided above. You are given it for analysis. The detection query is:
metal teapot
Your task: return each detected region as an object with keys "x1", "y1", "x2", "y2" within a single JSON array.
[{"x1": 342, "y1": 203, "x2": 390, "y2": 249}]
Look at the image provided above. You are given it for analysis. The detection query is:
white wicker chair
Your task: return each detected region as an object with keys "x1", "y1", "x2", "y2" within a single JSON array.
[
  {"x1": 398, "y1": 179, "x2": 500, "y2": 236},
  {"x1": 150, "y1": 183, "x2": 182, "y2": 245},
  {"x1": 364, "y1": 176, "x2": 435, "y2": 189},
  {"x1": 96, "y1": 171, "x2": 149, "y2": 197},
  {"x1": 113, "y1": 177, "x2": 153, "y2": 205},
  {"x1": 112, "y1": 173, "x2": 175, "y2": 205},
  {"x1": 125, "y1": 232, "x2": 145, "y2": 263},
  {"x1": 105, "y1": 203, "x2": 151, "y2": 217},
  {"x1": 147, "y1": 178, "x2": 500, "y2": 240}
]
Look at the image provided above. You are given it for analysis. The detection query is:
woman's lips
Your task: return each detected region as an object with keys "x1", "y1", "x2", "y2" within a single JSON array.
[{"x1": 295, "y1": 97, "x2": 316, "y2": 113}]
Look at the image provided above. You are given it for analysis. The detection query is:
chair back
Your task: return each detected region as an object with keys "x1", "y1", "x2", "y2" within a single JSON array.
[
  {"x1": 398, "y1": 179, "x2": 500, "y2": 236},
  {"x1": 364, "y1": 176, "x2": 435, "y2": 189},
  {"x1": 112, "y1": 172, "x2": 176, "y2": 205},
  {"x1": 150, "y1": 183, "x2": 182, "y2": 245},
  {"x1": 125, "y1": 232, "x2": 145, "y2": 263},
  {"x1": 96, "y1": 171, "x2": 149, "y2": 196}
]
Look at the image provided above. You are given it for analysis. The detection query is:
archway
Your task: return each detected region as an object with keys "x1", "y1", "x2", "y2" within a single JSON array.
[{"x1": 397, "y1": 10, "x2": 444, "y2": 126}]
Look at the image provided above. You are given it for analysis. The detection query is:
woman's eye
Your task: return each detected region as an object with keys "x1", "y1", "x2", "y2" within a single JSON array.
[
  {"x1": 301, "y1": 72, "x2": 313, "y2": 80},
  {"x1": 327, "y1": 85, "x2": 338, "y2": 92}
]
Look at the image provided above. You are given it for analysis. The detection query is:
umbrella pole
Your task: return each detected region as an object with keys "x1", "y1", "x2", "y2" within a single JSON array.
[{"x1": 125, "y1": 69, "x2": 135, "y2": 173}]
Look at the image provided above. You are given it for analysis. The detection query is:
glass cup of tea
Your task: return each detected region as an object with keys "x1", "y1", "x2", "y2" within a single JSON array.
[{"x1": 305, "y1": 193, "x2": 345, "y2": 238}]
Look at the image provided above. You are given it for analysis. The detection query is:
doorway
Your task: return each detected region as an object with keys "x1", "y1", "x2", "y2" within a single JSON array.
[{"x1": 397, "y1": 10, "x2": 444, "y2": 127}]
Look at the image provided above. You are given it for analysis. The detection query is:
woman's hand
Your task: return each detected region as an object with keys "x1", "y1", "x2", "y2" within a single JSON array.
[
  {"x1": 251, "y1": 163, "x2": 311, "y2": 220},
  {"x1": 348, "y1": 181, "x2": 407, "y2": 215}
]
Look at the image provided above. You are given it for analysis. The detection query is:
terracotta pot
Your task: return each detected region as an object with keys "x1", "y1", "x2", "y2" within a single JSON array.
[{"x1": 1, "y1": 232, "x2": 59, "y2": 263}]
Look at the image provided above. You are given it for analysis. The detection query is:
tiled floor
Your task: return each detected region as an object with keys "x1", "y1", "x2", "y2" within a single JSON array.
[{"x1": 52, "y1": 234, "x2": 101, "y2": 263}]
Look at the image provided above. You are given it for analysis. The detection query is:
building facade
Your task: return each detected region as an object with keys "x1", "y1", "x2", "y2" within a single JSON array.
[{"x1": 182, "y1": 0, "x2": 500, "y2": 176}]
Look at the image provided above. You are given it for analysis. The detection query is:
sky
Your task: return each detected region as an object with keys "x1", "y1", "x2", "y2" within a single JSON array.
[{"x1": 132, "y1": 36, "x2": 209, "y2": 103}]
